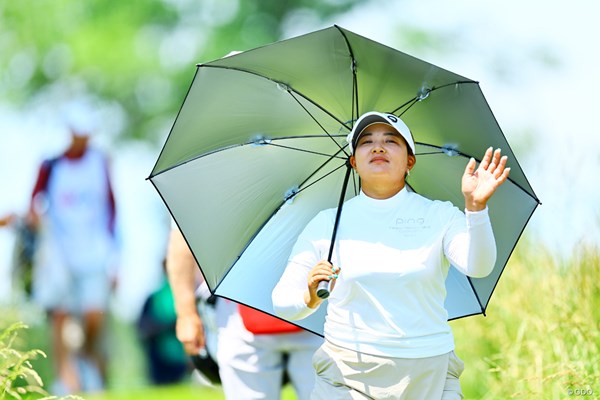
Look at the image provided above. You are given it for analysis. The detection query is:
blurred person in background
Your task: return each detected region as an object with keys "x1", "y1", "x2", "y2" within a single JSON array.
[
  {"x1": 0, "y1": 213, "x2": 16, "y2": 227},
  {"x1": 136, "y1": 258, "x2": 189, "y2": 385},
  {"x1": 1, "y1": 211, "x2": 38, "y2": 299},
  {"x1": 27, "y1": 100, "x2": 118, "y2": 395},
  {"x1": 166, "y1": 227, "x2": 322, "y2": 400}
]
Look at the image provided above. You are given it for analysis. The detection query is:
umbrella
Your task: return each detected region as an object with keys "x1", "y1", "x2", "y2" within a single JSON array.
[{"x1": 148, "y1": 25, "x2": 540, "y2": 335}]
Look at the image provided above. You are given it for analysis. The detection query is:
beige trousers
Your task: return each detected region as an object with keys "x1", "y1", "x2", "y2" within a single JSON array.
[{"x1": 311, "y1": 340, "x2": 464, "y2": 400}]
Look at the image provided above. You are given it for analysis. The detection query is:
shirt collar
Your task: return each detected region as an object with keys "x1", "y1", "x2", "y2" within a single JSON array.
[{"x1": 358, "y1": 186, "x2": 409, "y2": 209}]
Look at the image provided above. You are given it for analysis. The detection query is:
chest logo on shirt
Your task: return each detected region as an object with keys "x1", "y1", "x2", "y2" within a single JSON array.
[
  {"x1": 389, "y1": 218, "x2": 431, "y2": 236},
  {"x1": 395, "y1": 218, "x2": 425, "y2": 225}
]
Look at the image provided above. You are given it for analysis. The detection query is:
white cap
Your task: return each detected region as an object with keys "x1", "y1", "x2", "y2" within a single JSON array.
[
  {"x1": 62, "y1": 100, "x2": 97, "y2": 137},
  {"x1": 346, "y1": 111, "x2": 415, "y2": 155}
]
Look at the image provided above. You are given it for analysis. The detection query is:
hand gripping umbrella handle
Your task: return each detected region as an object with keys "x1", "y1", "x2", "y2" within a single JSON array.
[{"x1": 316, "y1": 161, "x2": 352, "y2": 300}]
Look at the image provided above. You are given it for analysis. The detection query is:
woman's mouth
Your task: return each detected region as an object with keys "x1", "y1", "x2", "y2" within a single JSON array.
[{"x1": 370, "y1": 156, "x2": 388, "y2": 163}]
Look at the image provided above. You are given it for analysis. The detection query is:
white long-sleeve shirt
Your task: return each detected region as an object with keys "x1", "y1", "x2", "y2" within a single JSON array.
[{"x1": 272, "y1": 188, "x2": 496, "y2": 358}]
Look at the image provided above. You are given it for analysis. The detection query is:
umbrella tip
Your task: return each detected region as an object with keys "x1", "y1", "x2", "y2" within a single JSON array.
[
  {"x1": 250, "y1": 135, "x2": 272, "y2": 146},
  {"x1": 417, "y1": 87, "x2": 431, "y2": 101},
  {"x1": 441, "y1": 144, "x2": 459, "y2": 157},
  {"x1": 276, "y1": 82, "x2": 291, "y2": 92},
  {"x1": 284, "y1": 186, "x2": 299, "y2": 204}
]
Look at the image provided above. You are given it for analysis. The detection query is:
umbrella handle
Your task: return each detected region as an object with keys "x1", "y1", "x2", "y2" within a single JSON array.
[
  {"x1": 318, "y1": 160, "x2": 353, "y2": 300},
  {"x1": 316, "y1": 280, "x2": 331, "y2": 299}
]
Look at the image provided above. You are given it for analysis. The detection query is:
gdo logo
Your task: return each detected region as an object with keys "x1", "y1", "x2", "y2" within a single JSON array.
[{"x1": 567, "y1": 388, "x2": 594, "y2": 396}]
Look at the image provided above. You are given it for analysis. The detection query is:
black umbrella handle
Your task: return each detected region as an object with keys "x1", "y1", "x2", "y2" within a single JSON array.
[{"x1": 317, "y1": 161, "x2": 353, "y2": 299}]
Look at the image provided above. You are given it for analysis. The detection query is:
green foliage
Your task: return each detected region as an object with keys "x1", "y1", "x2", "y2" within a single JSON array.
[
  {"x1": 451, "y1": 243, "x2": 600, "y2": 399},
  {"x1": 0, "y1": 0, "x2": 362, "y2": 142},
  {"x1": 0, "y1": 322, "x2": 47, "y2": 399}
]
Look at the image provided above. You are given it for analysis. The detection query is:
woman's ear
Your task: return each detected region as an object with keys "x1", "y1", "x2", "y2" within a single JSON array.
[
  {"x1": 349, "y1": 155, "x2": 357, "y2": 169},
  {"x1": 407, "y1": 154, "x2": 416, "y2": 171}
]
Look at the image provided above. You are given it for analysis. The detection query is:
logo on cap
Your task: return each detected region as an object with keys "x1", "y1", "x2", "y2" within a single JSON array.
[{"x1": 386, "y1": 115, "x2": 398, "y2": 124}]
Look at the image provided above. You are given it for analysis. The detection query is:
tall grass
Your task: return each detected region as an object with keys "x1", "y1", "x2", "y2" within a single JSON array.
[
  {"x1": 0, "y1": 322, "x2": 47, "y2": 399},
  {"x1": 451, "y1": 242, "x2": 600, "y2": 399}
]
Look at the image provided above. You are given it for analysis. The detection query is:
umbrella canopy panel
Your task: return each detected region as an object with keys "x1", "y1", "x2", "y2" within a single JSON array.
[
  {"x1": 152, "y1": 136, "x2": 357, "y2": 290},
  {"x1": 151, "y1": 66, "x2": 348, "y2": 177}
]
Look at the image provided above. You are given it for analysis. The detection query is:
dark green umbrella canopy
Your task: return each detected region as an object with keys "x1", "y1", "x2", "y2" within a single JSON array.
[{"x1": 149, "y1": 25, "x2": 539, "y2": 335}]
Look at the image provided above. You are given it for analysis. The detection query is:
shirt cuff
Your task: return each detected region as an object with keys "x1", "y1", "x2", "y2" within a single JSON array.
[
  {"x1": 291, "y1": 296, "x2": 320, "y2": 320},
  {"x1": 464, "y1": 206, "x2": 490, "y2": 227}
]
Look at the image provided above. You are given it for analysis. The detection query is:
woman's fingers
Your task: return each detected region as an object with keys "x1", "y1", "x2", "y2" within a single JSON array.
[
  {"x1": 478, "y1": 147, "x2": 494, "y2": 171},
  {"x1": 463, "y1": 157, "x2": 476, "y2": 177},
  {"x1": 499, "y1": 166, "x2": 511, "y2": 183},
  {"x1": 493, "y1": 155, "x2": 508, "y2": 179},
  {"x1": 309, "y1": 261, "x2": 340, "y2": 288}
]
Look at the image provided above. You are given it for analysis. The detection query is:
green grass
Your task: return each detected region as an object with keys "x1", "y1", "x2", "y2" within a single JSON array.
[
  {"x1": 2, "y1": 242, "x2": 599, "y2": 399},
  {"x1": 451, "y1": 242, "x2": 599, "y2": 399},
  {"x1": 85, "y1": 383, "x2": 224, "y2": 400},
  {"x1": 83, "y1": 384, "x2": 297, "y2": 400}
]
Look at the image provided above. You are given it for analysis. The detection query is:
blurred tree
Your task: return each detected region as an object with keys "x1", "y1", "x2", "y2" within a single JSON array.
[{"x1": 0, "y1": 0, "x2": 363, "y2": 142}]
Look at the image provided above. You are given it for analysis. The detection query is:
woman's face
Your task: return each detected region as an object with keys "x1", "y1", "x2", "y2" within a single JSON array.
[{"x1": 350, "y1": 122, "x2": 416, "y2": 190}]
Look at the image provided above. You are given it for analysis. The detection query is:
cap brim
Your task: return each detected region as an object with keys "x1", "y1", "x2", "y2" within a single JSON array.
[{"x1": 352, "y1": 116, "x2": 404, "y2": 150}]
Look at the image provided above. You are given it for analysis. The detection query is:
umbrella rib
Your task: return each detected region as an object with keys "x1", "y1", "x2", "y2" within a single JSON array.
[
  {"x1": 279, "y1": 151, "x2": 358, "y2": 201},
  {"x1": 278, "y1": 86, "x2": 353, "y2": 132},
  {"x1": 414, "y1": 143, "x2": 540, "y2": 202},
  {"x1": 433, "y1": 80, "x2": 479, "y2": 90},
  {"x1": 290, "y1": 161, "x2": 348, "y2": 200},
  {"x1": 148, "y1": 135, "x2": 346, "y2": 177},
  {"x1": 148, "y1": 67, "x2": 201, "y2": 179},
  {"x1": 333, "y1": 25, "x2": 359, "y2": 122},
  {"x1": 147, "y1": 178, "x2": 215, "y2": 290},
  {"x1": 390, "y1": 80, "x2": 478, "y2": 116},
  {"x1": 285, "y1": 90, "x2": 351, "y2": 157},
  {"x1": 267, "y1": 142, "x2": 347, "y2": 160},
  {"x1": 466, "y1": 276, "x2": 486, "y2": 316},
  {"x1": 414, "y1": 142, "x2": 471, "y2": 158},
  {"x1": 479, "y1": 201, "x2": 540, "y2": 315},
  {"x1": 391, "y1": 97, "x2": 420, "y2": 117},
  {"x1": 290, "y1": 143, "x2": 354, "y2": 199},
  {"x1": 212, "y1": 157, "x2": 351, "y2": 298},
  {"x1": 199, "y1": 63, "x2": 353, "y2": 135}
]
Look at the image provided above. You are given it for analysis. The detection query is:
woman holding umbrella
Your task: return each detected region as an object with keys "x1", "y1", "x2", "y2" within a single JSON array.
[{"x1": 272, "y1": 111, "x2": 510, "y2": 399}]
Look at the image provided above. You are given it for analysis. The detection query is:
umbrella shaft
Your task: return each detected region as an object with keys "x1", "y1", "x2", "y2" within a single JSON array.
[{"x1": 319, "y1": 160, "x2": 352, "y2": 299}]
